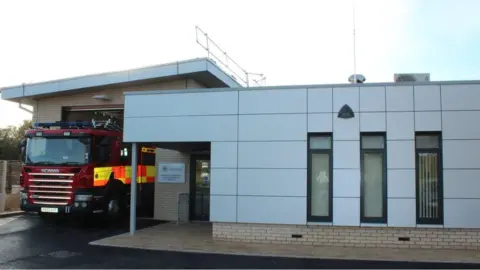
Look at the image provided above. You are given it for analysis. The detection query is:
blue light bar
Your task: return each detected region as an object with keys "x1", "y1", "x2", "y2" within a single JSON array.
[{"x1": 33, "y1": 121, "x2": 94, "y2": 129}]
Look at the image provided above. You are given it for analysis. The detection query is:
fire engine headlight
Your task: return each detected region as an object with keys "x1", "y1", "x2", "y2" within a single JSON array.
[
  {"x1": 20, "y1": 192, "x2": 27, "y2": 200},
  {"x1": 75, "y1": 194, "x2": 92, "y2": 201}
]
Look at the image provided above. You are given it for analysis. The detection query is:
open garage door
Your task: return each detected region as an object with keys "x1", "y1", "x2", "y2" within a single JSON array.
[
  {"x1": 61, "y1": 105, "x2": 124, "y2": 127},
  {"x1": 61, "y1": 104, "x2": 155, "y2": 218}
]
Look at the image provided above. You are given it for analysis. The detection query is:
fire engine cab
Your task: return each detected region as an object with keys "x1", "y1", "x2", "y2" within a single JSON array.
[{"x1": 18, "y1": 117, "x2": 156, "y2": 221}]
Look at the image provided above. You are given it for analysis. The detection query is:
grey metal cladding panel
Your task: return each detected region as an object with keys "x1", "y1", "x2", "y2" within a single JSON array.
[
  {"x1": 23, "y1": 82, "x2": 60, "y2": 96},
  {"x1": 206, "y1": 61, "x2": 242, "y2": 88},
  {"x1": 124, "y1": 80, "x2": 480, "y2": 97},
  {"x1": 178, "y1": 59, "x2": 207, "y2": 74},
  {"x1": 1, "y1": 86, "x2": 24, "y2": 99},
  {"x1": 58, "y1": 72, "x2": 130, "y2": 92},
  {"x1": 0, "y1": 58, "x2": 224, "y2": 100},
  {"x1": 128, "y1": 64, "x2": 178, "y2": 81},
  {"x1": 124, "y1": 90, "x2": 238, "y2": 118}
]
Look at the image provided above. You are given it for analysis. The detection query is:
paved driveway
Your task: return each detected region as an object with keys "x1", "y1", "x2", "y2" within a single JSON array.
[{"x1": 0, "y1": 214, "x2": 479, "y2": 269}]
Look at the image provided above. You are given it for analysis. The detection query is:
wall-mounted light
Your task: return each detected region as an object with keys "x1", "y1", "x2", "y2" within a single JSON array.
[{"x1": 92, "y1": 94, "x2": 111, "y2": 101}]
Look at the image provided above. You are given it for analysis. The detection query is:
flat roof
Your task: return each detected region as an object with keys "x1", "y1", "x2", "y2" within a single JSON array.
[
  {"x1": 124, "y1": 79, "x2": 480, "y2": 96},
  {"x1": 0, "y1": 58, "x2": 242, "y2": 101}
]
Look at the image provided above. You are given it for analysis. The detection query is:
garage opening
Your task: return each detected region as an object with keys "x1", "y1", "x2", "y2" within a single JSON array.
[
  {"x1": 61, "y1": 105, "x2": 124, "y2": 126},
  {"x1": 61, "y1": 105, "x2": 155, "y2": 219}
]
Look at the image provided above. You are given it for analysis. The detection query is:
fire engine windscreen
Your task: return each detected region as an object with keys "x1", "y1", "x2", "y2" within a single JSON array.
[{"x1": 25, "y1": 136, "x2": 91, "y2": 166}]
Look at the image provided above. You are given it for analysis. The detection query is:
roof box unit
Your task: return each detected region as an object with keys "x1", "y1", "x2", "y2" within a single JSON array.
[{"x1": 394, "y1": 73, "x2": 430, "y2": 82}]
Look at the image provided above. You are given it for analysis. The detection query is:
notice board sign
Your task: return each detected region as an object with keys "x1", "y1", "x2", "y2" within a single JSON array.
[{"x1": 157, "y1": 163, "x2": 185, "y2": 183}]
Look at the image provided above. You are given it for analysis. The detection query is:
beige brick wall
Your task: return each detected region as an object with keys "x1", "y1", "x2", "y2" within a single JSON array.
[
  {"x1": 153, "y1": 148, "x2": 190, "y2": 221},
  {"x1": 34, "y1": 78, "x2": 206, "y2": 122},
  {"x1": 212, "y1": 222, "x2": 480, "y2": 250}
]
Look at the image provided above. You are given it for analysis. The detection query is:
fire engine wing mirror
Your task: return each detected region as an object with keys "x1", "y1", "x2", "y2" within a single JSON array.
[{"x1": 19, "y1": 139, "x2": 26, "y2": 153}]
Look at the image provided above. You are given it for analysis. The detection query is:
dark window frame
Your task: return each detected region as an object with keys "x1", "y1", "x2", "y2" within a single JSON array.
[
  {"x1": 307, "y1": 132, "x2": 333, "y2": 222},
  {"x1": 415, "y1": 131, "x2": 444, "y2": 225},
  {"x1": 360, "y1": 132, "x2": 387, "y2": 224}
]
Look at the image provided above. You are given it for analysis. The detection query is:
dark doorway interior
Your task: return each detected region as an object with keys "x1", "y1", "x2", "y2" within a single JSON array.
[
  {"x1": 136, "y1": 147, "x2": 155, "y2": 218},
  {"x1": 189, "y1": 154, "x2": 210, "y2": 221}
]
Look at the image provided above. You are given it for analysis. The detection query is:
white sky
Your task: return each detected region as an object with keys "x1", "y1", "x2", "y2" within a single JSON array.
[{"x1": 0, "y1": 0, "x2": 478, "y2": 128}]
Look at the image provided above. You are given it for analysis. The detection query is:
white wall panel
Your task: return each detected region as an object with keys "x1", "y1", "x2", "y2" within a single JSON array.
[
  {"x1": 387, "y1": 198, "x2": 416, "y2": 227},
  {"x1": 443, "y1": 140, "x2": 480, "y2": 169},
  {"x1": 333, "y1": 87, "x2": 359, "y2": 113},
  {"x1": 239, "y1": 89, "x2": 307, "y2": 114},
  {"x1": 360, "y1": 113, "x2": 386, "y2": 131},
  {"x1": 333, "y1": 116, "x2": 360, "y2": 140},
  {"x1": 237, "y1": 169, "x2": 306, "y2": 197},
  {"x1": 237, "y1": 196, "x2": 306, "y2": 224},
  {"x1": 387, "y1": 141, "x2": 415, "y2": 169},
  {"x1": 386, "y1": 112, "x2": 414, "y2": 140},
  {"x1": 443, "y1": 111, "x2": 480, "y2": 139},
  {"x1": 441, "y1": 84, "x2": 480, "y2": 111},
  {"x1": 210, "y1": 169, "x2": 237, "y2": 195},
  {"x1": 211, "y1": 142, "x2": 238, "y2": 168},
  {"x1": 210, "y1": 195, "x2": 237, "y2": 222},
  {"x1": 308, "y1": 88, "x2": 333, "y2": 113},
  {"x1": 333, "y1": 198, "x2": 360, "y2": 226},
  {"x1": 386, "y1": 86, "x2": 414, "y2": 111},
  {"x1": 387, "y1": 169, "x2": 415, "y2": 198},
  {"x1": 124, "y1": 115, "x2": 237, "y2": 142},
  {"x1": 333, "y1": 169, "x2": 360, "y2": 198},
  {"x1": 238, "y1": 141, "x2": 307, "y2": 169},
  {"x1": 239, "y1": 114, "x2": 306, "y2": 141},
  {"x1": 413, "y1": 85, "x2": 441, "y2": 111},
  {"x1": 444, "y1": 170, "x2": 480, "y2": 199},
  {"x1": 125, "y1": 91, "x2": 238, "y2": 117},
  {"x1": 333, "y1": 141, "x2": 360, "y2": 169},
  {"x1": 308, "y1": 113, "x2": 332, "y2": 132},
  {"x1": 359, "y1": 86, "x2": 386, "y2": 112},
  {"x1": 444, "y1": 199, "x2": 480, "y2": 228},
  {"x1": 414, "y1": 112, "x2": 442, "y2": 131}
]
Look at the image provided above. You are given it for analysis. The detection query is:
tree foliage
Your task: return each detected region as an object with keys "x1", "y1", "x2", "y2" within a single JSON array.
[{"x1": 0, "y1": 120, "x2": 33, "y2": 160}]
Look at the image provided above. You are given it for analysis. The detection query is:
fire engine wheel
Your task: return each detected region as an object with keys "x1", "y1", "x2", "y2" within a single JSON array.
[{"x1": 107, "y1": 199, "x2": 121, "y2": 217}]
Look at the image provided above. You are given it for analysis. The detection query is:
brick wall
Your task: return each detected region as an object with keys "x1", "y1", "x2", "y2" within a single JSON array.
[
  {"x1": 212, "y1": 222, "x2": 480, "y2": 250},
  {"x1": 153, "y1": 148, "x2": 190, "y2": 221}
]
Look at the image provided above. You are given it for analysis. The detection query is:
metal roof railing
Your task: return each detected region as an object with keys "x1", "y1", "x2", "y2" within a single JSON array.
[{"x1": 195, "y1": 25, "x2": 266, "y2": 87}]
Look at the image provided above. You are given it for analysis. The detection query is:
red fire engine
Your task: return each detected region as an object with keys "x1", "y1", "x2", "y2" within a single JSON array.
[{"x1": 18, "y1": 117, "x2": 156, "y2": 221}]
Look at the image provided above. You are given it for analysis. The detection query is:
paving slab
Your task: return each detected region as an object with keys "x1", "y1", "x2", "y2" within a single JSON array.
[
  {"x1": 0, "y1": 210, "x2": 24, "y2": 218},
  {"x1": 89, "y1": 222, "x2": 480, "y2": 264}
]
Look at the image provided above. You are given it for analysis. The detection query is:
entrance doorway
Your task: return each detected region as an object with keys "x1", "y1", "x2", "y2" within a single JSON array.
[{"x1": 189, "y1": 154, "x2": 210, "y2": 221}]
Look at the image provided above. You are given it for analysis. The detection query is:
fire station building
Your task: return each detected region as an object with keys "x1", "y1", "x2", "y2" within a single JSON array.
[{"x1": 3, "y1": 58, "x2": 480, "y2": 250}]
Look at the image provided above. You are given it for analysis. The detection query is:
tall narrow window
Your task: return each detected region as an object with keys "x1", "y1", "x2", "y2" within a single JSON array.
[
  {"x1": 360, "y1": 133, "x2": 387, "y2": 223},
  {"x1": 307, "y1": 133, "x2": 333, "y2": 222},
  {"x1": 415, "y1": 133, "x2": 443, "y2": 225}
]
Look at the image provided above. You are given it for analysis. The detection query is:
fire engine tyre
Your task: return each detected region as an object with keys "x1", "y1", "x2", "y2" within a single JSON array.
[{"x1": 101, "y1": 175, "x2": 129, "y2": 225}]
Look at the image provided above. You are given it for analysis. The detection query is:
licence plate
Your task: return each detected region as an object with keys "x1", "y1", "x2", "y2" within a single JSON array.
[{"x1": 40, "y1": 207, "x2": 59, "y2": 213}]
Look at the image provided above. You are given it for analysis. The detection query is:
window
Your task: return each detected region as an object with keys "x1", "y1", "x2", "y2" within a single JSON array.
[
  {"x1": 415, "y1": 132, "x2": 443, "y2": 225},
  {"x1": 25, "y1": 136, "x2": 91, "y2": 165},
  {"x1": 360, "y1": 133, "x2": 387, "y2": 223},
  {"x1": 307, "y1": 133, "x2": 333, "y2": 222},
  {"x1": 120, "y1": 143, "x2": 132, "y2": 164},
  {"x1": 92, "y1": 136, "x2": 114, "y2": 163}
]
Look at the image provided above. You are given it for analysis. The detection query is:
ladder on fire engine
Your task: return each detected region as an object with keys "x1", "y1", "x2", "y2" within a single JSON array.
[
  {"x1": 91, "y1": 116, "x2": 123, "y2": 132},
  {"x1": 33, "y1": 116, "x2": 123, "y2": 132}
]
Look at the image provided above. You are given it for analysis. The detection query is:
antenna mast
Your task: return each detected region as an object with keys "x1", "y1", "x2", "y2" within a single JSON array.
[{"x1": 352, "y1": 0, "x2": 357, "y2": 84}]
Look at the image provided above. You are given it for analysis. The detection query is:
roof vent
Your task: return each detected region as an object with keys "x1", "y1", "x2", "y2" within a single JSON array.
[
  {"x1": 394, "y1": 73, "x2": 430, "y2": 82},
  {"x1": 348, "y1": 74, "x2": 366, "y2": 84}
]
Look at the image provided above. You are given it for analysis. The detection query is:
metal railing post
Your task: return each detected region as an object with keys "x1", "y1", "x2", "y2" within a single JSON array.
[{"x1": 129, "y1": 143, "x2": 138, "y2": 235}]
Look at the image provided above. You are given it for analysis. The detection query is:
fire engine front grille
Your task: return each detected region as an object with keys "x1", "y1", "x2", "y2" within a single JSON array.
[{"x1": 28, "y1": 173, "x2": 74, "y2": 205}]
